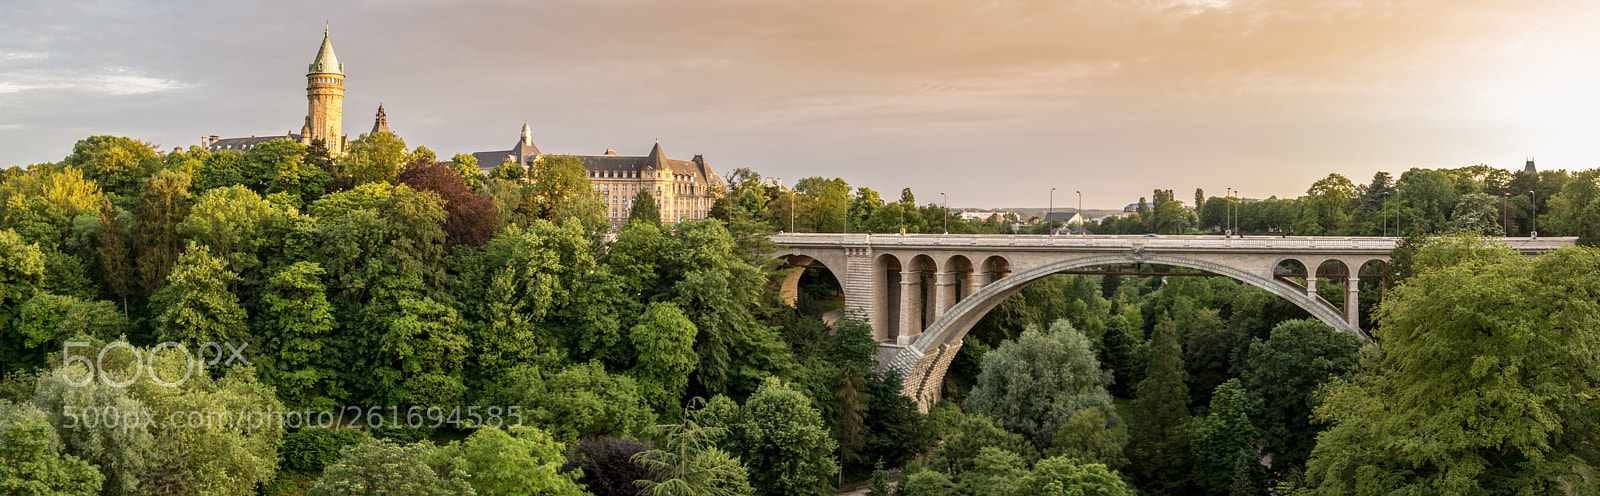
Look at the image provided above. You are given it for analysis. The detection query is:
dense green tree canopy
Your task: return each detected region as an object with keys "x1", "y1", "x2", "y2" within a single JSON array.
[{"x1": 1303, "y1": 241, "x2": 1600, "y2": 494}]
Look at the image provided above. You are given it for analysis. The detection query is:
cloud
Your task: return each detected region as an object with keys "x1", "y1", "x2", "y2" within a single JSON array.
[
  {"x1": 0, "y1": 51, "x2": 48, "y2": 61},
  {"x1": 0, "y1": 69, "x2": 190, "y2": 96}
]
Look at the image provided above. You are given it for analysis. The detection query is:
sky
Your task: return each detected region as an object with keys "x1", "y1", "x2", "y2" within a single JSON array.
[{"x1": 3, "y1": 0, "x2": 1599, "y2": 209}]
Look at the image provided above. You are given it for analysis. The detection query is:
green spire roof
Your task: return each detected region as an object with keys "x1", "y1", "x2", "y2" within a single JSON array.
[{"x1": 307, "y1": 25, "x2": 343, "y2": 75}]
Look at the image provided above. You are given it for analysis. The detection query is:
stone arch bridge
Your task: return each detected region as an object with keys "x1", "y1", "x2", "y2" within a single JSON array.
[{"x1": 771, "y1": 233, "x2": 1574, "y2": 410}]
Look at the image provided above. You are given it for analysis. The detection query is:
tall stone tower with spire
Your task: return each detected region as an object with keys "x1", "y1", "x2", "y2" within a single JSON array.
[{"x1": 302, "y1": 25, "x2": 347, "y2": 154}]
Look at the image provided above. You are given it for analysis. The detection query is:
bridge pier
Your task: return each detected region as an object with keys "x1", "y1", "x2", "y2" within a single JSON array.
[
  {"x1": 897, "y1": 275, "x2": 923, "y2": 345},
  {"x1": 1346, "y1": 275, "x2": 1360, "y2": 327},
  {"x1": 934, "y1": 271, "x2": 960, "y2": 320},
  {"x1": 970, "y1": 271, "x2": 992, "y2": 295},
  {"x1": 1305, "y1": 274, "x2": 1317, "y2": 298}
]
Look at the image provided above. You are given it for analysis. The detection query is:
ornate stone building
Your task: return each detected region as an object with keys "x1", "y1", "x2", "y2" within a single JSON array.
[
  {"x1": 471, "y1": 124, "x2": 724, "y2": 227},
  {"x1": 200, "y1": 28, "x2": 724, "y2": 227},
  {"x1": 204, "y1": 26, "x2": 365, "y2": 154}
]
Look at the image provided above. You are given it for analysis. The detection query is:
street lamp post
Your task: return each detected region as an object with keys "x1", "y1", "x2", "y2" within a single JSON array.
[
  {"x1": 1225, "y1": 188, "x2": 1232, "y2": 236},
  {"x1": 941, "y1": 192, "x2": 948, "y2": 234},
  {"x1": 1048, "y1": 188, "x2": 1055, "y2": 236},
  {"x1": 790, "y1": 191, "x2": 795, "y2": 233},
  {"x1": 1076, "y1": 190, "x2": 1083, "y2": 236}
]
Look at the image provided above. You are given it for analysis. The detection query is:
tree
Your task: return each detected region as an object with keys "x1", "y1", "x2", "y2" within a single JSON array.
[
  {"x1": 957, "y1": 446, "x2": 1028, "y2": 496},
  {"x1": 1303, "y1": 173, "x2": 1356, "y2": 235},
  {"x1": 1049, "y1": 408, "x2": 1128, "y2": 469},
  {"x1": 398, "y1": 161, "x2": 500, "y2": 248},
  {"x1": 125, "y1": 350, "x2": 286, "y2": 496},
  {"x1": 1188, "y1": 380, "x2": 1260, "y2": 496},
  {"x1": 308, "y1": 439, "x2": 475, "y2": 496},
  {"x1": 1237, "y1": 319, "x2": 1361, "y2": 472},
  {"x1": 966, "y1": 319, "x2": 1120, "y2": 449},
  {"x1": 833, "y1": 364, "x2": 868, "y2": 466},
  {"x1": 336, "y1": 132, "x2": 409, "y2": 186},
  {"x1": 149, "y1": 243, "x2": 250, "y2": 346},
  {"x1": 279, "y1": 428, "x2": 370, "y2": 474},
  {"x1": 633, "y1": 399, "x2": 755, "y2": 496},
  {"x1": 1099, "y1": 314, "x2": 1143, "y2": 398},
  {"x1": 449, "y1": 153, "x2": 484, "y2": 190},
  {"x1": 728, "y1": 378, "x2": 838, "y2": 496},
  {"x1": 96, "y1": 200, "x2": 135, "y2": 313},
  {"x1": 7, "y1": 294, "x2": 125, "y2": 373},
  {"x1": 1126, "y1": 316, "x2": 1191, "y2": 495},
  {"x1": 1302, "y1": 243, "x2": 1600, "y2": 494},
  {"x1": 60, "y1": 135, "x2": 160, "y2": 200},
  {"x1": 360, "y1": 281, "x2": 468, "y2": 407},
  {"x1": 259, "y1": 261, "x2": 340, "y2": 409},
  {"x1": 895, "y1": 470, "x2": 957, "y2": 496},
  {"x1": 631, "y1": 189, "x2": 663, "y2": 226},
  {"x1": 500, "y1": 362, "x2": 656, "y2": 443},
  {"x1": 866, "y1": 463, "x2": 891, "y2": 496},
  {"x1": 29, "y1": 365, "x2": 154, "y2": 496},
  {"x1": 563, "y1": 437, "x2": 658, "y2": 496},
  {"x1": 861, "y1": 369, "x2": 935, "y2": 470},
  {"x1": 523, "y1": 155, "x2": 606, "y2": 233},
  {"x1": 1016, "y1": 456, "x2": 1134, "y2": 496},
  {"x1": 133, "y1": 169, "x2": 193, "y2": 295},
  {"x1": 243, "y1": 138, "x2": 327, "y2": 203},
  {"x1": 0, "y1": 229, "x2": 45, "y2": 328},
  {"x1": 1445, "y1": 192, "x2": 1504, "y2": 235},
  {"x1": 629, "y1": 302, "x2": 699, "y2": 415},
  {"x1": 428, "y1": 426, "x2": 586, "y2": 496},
  {"x1": 663, "y1": 221, "x2": 792, "y2": 396},
  {"x1": 919, "y1": 409, "x2": 1034, "y2": 478},
  {"x1": 0, "y1": 411, "x2": 105, "y2": 496},
  {"x1": 176, "y1": 184, "x2": 281, "y2": 262}
]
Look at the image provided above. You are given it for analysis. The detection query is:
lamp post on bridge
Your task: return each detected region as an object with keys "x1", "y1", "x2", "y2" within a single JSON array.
[
  {"x1": 941, "y1": 192, "x2": 948, "y2": 234},
  {"x1": 1076, "y1": 190, "x2": 1083, "y2": 236},
  {"x1": 1048, "y1": 187, "x2": 1055, "y2": 236},
  {"x1": 1225, "y1": 188, "x2": 1232, "y2": 236}
]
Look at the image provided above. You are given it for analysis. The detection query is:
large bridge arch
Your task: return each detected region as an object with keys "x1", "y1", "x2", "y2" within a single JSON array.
[{"x1": 888, "y1": 252, "x2": 1369, "y2": 411}]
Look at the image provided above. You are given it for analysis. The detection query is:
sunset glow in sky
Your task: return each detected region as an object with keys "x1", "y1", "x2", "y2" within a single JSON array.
[{"x1": 3, "y1": 0, "x2": 1599, "y2": 207}]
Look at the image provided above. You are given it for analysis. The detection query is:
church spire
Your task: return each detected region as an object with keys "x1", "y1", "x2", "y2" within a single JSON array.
[
  {"x1": 308, "y1": 24, "x2": 343, "y2": 75},
  {"x1": 371, "y1": 104, "x2": 389, "y2": 134},
  {"x1": 520, "y1": 121, "x2": 533, "y2": 146}
]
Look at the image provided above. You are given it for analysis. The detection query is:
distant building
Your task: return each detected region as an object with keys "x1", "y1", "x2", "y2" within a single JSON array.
[
  {"x1": 471, "y1": 126, "x2": 723, "y2": 227},
  {"x1": 1044, "y1": 212, "x2": 1083, "y2": 234},
  {"x1": 204, "y1": 26, "x2": 356, "y2": 155},
  {"x1": 1525, "y1": 158, "x2": 1537, "y2": 173},
  {"x1": 960, "y1": 211, "x2": 1008, "y2": 221}
]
